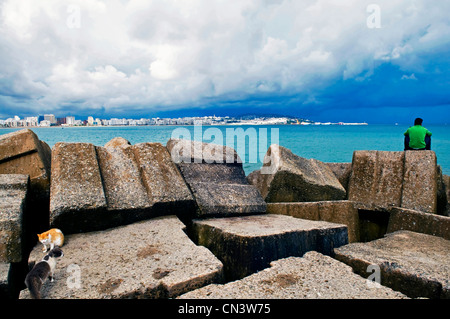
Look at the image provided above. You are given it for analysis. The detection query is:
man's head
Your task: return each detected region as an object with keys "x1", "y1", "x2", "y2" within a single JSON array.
[{"x1": 414, "y1": 118, "x2": 423, "y2": 126}]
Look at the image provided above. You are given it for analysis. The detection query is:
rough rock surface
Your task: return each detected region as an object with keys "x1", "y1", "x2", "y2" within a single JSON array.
[
  {"x1": 387, "y1": 207, "x2": 450, "y2": 240},
  {"x1": 326, "y1": 162, "x2": 352, "y2": 192},
  {"x1": 334, "y1": 231, "x2": 450, "y2": 299},
  {"x1": 348, "y1": 150, "x2": 439, "y2": 213},
  {"x1": 96, "y1": 145, "x2": 151, "y2": 212},
  {"x1": 0, "y1": 129, "x2": 51, "y2": 235},
  {"x1": 267, "y1": 201, "x2": 360, "y2": 242},
  {"x1": 179, "y1": 251, "x2": 407, "y2": 299},
  {"x1": 348, "y1": 151, "x2": 405, "y2": 210},
  {"x1": 20, "y1": 216, "x2": 223, "y2": 299},
  {"x1": 0, "y1": 129, "x2": 51, "y2": 199},
  {"x1": 50, "y1": 140, "x2": 196, "y2": 233},
  {"x1": 167, "y1": 139, "x2": 266, "y2": 217},
  {"x1": 50, "y1": 143, "x2": 107, "y2": 233},
  {"x1": 0, "y1": 175, "x2": 29, "y2": 263},
  {"x1": 131, "y1": 142, "x2": 195, "y2": 217},
  {"x1": 249, "y1": 145, "x2": 346, "y2": 202},
  {"x1": 192, "y1": 214, "x2": 348, "y2": 280},
  {"x1": 401, "y1": 151, "x2": 437, "y2": 213}
]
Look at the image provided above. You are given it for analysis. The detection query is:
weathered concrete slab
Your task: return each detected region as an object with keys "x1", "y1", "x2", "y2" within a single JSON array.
[
  {"x1": 401, "y1": 151, "x2": 437, "y2": 213},
  {"x1": 0, "y1": 129, "x2": 51, "y2": 236},
  {"x1": 0, "y1": 129, "x2": 51, "y2": 199},
  {"x1": 334, "y1": 231, "x2": 450, "y2": 299},
  {"x1": 167, "y1": 139, "x2": 266, "y2": 217},
  {"x1": 189, "y1": 182, "x2": 266, "y2": 216},
  {"x1": 387, "y1": 207, "x2": 450, "y2": 240},
  {"x1": 50, "y1": 143, "x2": 108, "y2": 234},
  {"x1": 179, "y1": 251, "x2": 407, "y2": 299},
  {"x1": 20, "y1": 216, "x2": 223, "y2": 299},
  {"x1": 267, "y1": 201, "x2": 360, "y2": 243},
  {"x1": 51, "y1": 140, "x2": 198, "y2": 233},
  {"x1": 178, "y1": 163, "x2": 248, "y2": 185},
  {"x1": 250, "y1": 145, "x2": 346, "y2": 203},
  {"x1": 348, "y1": 151, "x2": 405, "y2": 210},
  {"x1": 0, "y1": 175, "x2": 29, "y2": 263},
  {"x1": 131, "y1": 143, "x2": 195, "y2": 216},
  {"x1": 192, "y1": 214, "x2": 348, "y2": 280},
  {"x1": 167, "y1": 139, "x2": 241, "y2": 164},
  {"x1": 96, "y1": 145, "x2": 151, "y2": 212}
]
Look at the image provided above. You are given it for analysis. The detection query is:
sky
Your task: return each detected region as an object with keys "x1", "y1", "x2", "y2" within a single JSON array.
[{"x1": 0, "y1": 0, "x2": 449, "y2": 124}]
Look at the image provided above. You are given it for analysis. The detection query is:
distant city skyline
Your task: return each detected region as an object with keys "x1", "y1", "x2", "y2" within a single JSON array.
[
  {"x1": 0, "y1": 1, "x2": 449, "y2": 124},
  {"x1": 0, "y1": 112, "x2": 370, "y2": 128}
]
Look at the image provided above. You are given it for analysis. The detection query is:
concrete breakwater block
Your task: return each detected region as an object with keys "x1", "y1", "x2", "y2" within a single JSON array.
[
  {"x1": 167, "y1": 139, "x2": 266, "y2": 217},
  {"x1": 401, "y1": 151, "x2": 437, "y2": 213},
  {"x1": 248, "y1": 145, "x2": 346, "y2": 203},
  {"x1": 0, "y1": 129, "x2": 52, "y2": 234},
  {"x1": 0, "y1": 129, "x2": 51, "y2": 201},
  {"x1": 20, "y1": 216, "x2": 223, "y2": 299},
  {"x1": 348, "y1": 151, "x2": 405, "y2": 210},
  {"x1": 348, "y1": 150, "x2": 438, "y2": 213},
  {"x1": 334, "y1": 231, "x2": 450, "y2": 299},
  {"x1": 0, "y1": 175, "x2": 30, "y2": 263},
  {"x1": 50, "y1": 143, "x2": 108, "y2": 233},
  {"x1": 191, "y1": 214, "x2": 348, "y2": 280},
  {"x1": 387, "y1": 207, "x2": 450, "y2": 240},
  {"x1": 267, "y1": 201, "x2": 360, "y2": 243},
  {"x1": 178, "y1": 251, "x2": 407, "y2": 299},
  {"x1": 50, "y1": 140, "x2": 195, "y2": 233}
]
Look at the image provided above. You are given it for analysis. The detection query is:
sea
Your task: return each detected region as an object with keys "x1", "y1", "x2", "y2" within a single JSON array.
[{"x1": 1, "y1": 124, "x2": 449, "y2": 175}]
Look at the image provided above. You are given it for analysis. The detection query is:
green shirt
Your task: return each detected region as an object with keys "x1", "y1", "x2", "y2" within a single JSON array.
[{"x1": 404, "y1": 125, "x2": 432, "y2": 149}]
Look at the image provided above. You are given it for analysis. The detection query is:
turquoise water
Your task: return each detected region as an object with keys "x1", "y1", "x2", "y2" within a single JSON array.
[{"x1": 1, "y1": 124, "x2": 449, "y2": 175}]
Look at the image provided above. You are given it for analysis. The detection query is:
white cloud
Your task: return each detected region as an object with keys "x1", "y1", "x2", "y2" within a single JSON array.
[{"x1": 0, "y1": 0, "x2": 449, "y2": 116}]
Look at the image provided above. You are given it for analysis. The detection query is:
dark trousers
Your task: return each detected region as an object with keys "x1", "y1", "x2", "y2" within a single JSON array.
[{"x1": 404, "y1": 135, "x2": 431, "y2": 151}]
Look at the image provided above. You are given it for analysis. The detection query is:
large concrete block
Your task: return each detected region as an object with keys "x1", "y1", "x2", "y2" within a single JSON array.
[
  {"x1": 189, "y1": 182, "x2": 267, "y2": 216},
  {"x1": 167, "y1": 139, "x2": 266, "y2": 218},
  {"x1": 20, "y1": 216, "x2": 223, "y2": 299},
  {"x1": 401, "y1": 151, "x2": 437, "y2": 213},
  {"x1": 0, "y1": 129, "x2": 51, "y2": 234},
  {"x1": 131, "y1": 143, "x2": 195, "y2": 216},
  {"x1": 96, "y1": 145, "x2": 151, "y2": 212},
  {"x1": 267, "y1": 201, "x2": 360, "y2": 243},
  {"x1": 335, "y1": 231, "x2": 450, "y2": 299},
  {"x1": 0, "y1": 129, "x2": 51, "y2": 198},
  {"x1": 179, "y1": 251, "x2": 408, "y2": 299},
  {"x1": 348, "y1": 151, "x2": 405, "y2": 210},
  {"x1": 250, "y1": 145, "x2": 346, "y2": 203},
  {"x1": 387, "y1": 207, "x2": 450, "y2": 240},
  {"x1": 50, "y1": 143, "x2": 107, "y2": 233},
  {"x1": 192, "y1": 214, "x2": 348, "y2": 280},
  {"x1": 50, "y1": 140, "x2": 198, "y2": 233},
  {"x1": 0, "y1": 175, "x2": 29, "y2": 263}
]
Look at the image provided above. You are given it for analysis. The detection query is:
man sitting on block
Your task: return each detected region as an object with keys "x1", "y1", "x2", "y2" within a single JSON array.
[{"x1": 404, "y1": 118, "x2": 432, "y2": 151}]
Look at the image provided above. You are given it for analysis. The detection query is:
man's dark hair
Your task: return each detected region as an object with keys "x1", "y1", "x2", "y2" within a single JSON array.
[{"x1": 414, "y1": 118, "x2": 423, "y2": 125}]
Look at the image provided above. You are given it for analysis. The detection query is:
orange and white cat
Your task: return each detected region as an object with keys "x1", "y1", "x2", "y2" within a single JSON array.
[{"x1": 37, "y1": 228, "x2": 64, "y2": 252}]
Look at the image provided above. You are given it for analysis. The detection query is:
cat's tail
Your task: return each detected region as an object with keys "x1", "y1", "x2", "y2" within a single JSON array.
[{"x1": 24, "y1": 276, "x2": 42, "y2": 299}]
